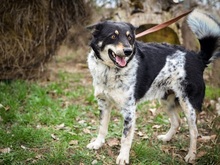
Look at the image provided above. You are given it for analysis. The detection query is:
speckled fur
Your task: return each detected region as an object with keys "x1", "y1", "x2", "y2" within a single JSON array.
[{"x1": 86, "y1": 10, "x2": 220, "y2": 165}]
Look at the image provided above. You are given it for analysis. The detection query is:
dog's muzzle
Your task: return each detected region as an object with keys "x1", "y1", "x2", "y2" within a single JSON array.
[{"x1": 108, "y1": 49, "x2": 131, "y2": 68}]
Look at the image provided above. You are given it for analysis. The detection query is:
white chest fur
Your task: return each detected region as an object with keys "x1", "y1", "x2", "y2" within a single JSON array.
[{"x1": 87, "y1": 51, "x2": 138, "y2": 109}]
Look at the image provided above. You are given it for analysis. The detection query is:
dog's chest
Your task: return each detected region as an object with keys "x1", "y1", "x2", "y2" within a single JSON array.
[{"x1": 88, "y1": 53, "x2": 137, "y2": 104}]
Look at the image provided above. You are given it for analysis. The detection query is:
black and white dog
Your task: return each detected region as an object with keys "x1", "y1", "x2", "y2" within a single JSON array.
[{"x1": 86, "y1": 10, "x2": 220, "y2": 164}]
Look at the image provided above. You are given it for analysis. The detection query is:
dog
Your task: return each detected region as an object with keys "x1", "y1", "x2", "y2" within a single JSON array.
[{"x1": 86, "y1": 9, "x2": 220, "y2": 164}]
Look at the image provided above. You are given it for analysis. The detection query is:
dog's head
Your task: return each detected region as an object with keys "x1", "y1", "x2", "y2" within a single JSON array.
[{"x1": 87, "y1": 21, "x2": 136, "y2": 68}]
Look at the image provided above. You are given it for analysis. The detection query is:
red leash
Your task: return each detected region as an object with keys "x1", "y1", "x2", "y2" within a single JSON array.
[{"x1": 135, "y1": 10, "x2": 192, "y2": 38}]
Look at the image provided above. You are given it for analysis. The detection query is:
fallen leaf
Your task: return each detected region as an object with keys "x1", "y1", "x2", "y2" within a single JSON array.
[
  {"x1": 107, "y1": 138, "x2": 119, "y2": 147},
  {"x1": 197, "y1": 151, "x2": 207, "y2": 158},
  {"x1": 5, "y1": 105, "x2": 10, "y2": 111},
  {"x1": 113, "y1": 118, "x2": 119, "y2": 122},
  {"x1": 21, "y1": 145, "x2": 27, "y2": 150},
  {"x1": 141, "y1": 135, "x2": 149, "y2": 140},
  {"x1": 25, "y1": 158, "x2": 33, "y2": 163},
  {"x1": 197, "y1": 135, "x2": 217, "y2": 143},
  {"x1": 83, "y1": 128, "x2": 91, "y2": 134},
  {"x1": 35, "y1": 154, "x2": 43, "y2": 159},
  {"x1": 107, "y1": 148, "x2": 115, "y2": 158},
  {"x1": 68, "y1": 131, "x2": 77, "y2": 136},
  {"x1": 172, "y1": 153, "x2": 183, "y2": 159},
  {"x1": 149, "y1": 108, "x2": 157, "y2": 116},
  {"x1": 92, "y1": 159, "x2": 98, "y2": 164},
  {"x1": 69, "y1": 140, "x2": 78, "y2": 145},
  {"x1": 161, "y1": 145, "x2": 175, "y2": 154},
  {"x1": 137, "y1": 131, "x2": 144, "y2": 137},
  {"x1": 152, "y1": 125, "x2": 162, "y2": 129},
  {"x1": 55, "y1": 123, "x2": 65, "y2": 130},
  {"x1": 61, "y1": 101, "x2": 70, "y2": 108},
  {"x1": 78, "y1": 120, "x2": 86, "y2": 124},
  {"x1": 36, "y1": 124, "x2": 42, "y2": 129},
  {"x1": 210, "y1": 134, "x2": 217, "y2": 140},
  {"x1": 0, "y1": 147, "x2": 11, "y2": 153},
  {"x1": 51, "y1": 134, "x2": 59, "y2": 140},
  {"x1": 0, "y1": 104, "x2": 4, "y2": 108},
  {"x1": 149, "y1": 100, "x2": 157, "y2": 107}
]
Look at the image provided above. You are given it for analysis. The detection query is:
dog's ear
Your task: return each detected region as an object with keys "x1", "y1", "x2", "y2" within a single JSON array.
[
  {"x1": 86, "y1": 22, "x2": 103, "y2": 35},
  {"x1": 126, "y1": 23, "x2": 138, "y2": 32},
  {"x1": 86, "y1": 23, "x2": 98, "y2": 31}
]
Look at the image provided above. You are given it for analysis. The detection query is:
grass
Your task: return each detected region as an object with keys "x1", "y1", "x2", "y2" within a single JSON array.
[
  {"x1": 205, "y1": 85, "x2": 220, "y2": 100},
  {"x1": 0, "y1": 68, "x2": 220, "y2": 165}
]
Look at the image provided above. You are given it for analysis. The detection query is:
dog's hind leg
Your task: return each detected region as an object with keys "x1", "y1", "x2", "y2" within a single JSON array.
[
  {"x1": 157, "y1": 94, "x2": 181, "y2": 142},
  {"x1": 87, "y1": 98, "x2": 112, "y2": 150},
  {"x1": 116, "y1": 106, "x2": 136, "y2": 165},
  {"x1": 179, "y1": 97, "x2": 198, "y2": 164}
]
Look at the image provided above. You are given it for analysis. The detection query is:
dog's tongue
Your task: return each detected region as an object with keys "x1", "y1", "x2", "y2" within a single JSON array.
[{"x1": 116, "y1": 56, "x2": 126, "y2": 67}]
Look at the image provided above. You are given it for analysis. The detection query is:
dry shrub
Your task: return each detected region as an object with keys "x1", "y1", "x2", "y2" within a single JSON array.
[{"x1": 0, "y1": 0, "x2": 90, "y2": 79}]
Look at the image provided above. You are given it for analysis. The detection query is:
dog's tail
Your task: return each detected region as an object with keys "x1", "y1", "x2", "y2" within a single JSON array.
[{"x1": 187, "y1": 9, "x2": 220, "y2": 65}]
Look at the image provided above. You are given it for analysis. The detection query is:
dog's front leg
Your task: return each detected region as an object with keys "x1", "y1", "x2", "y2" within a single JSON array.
[
  {"x1": 116, "y1": 106, "x2": 136, "y2": 165},
  {"x1": 87, "y1": 98, "x2": 112, "y2": 150}
]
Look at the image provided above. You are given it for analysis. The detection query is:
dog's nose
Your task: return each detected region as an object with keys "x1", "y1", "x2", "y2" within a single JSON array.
[{"x1": 123, "y1": 48, "x2": 133, "y2": 56}]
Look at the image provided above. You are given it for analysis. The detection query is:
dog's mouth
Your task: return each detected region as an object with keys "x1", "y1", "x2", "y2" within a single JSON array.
[{"x1": 108, "y1": 49, "x2": 127, "y2": 68}]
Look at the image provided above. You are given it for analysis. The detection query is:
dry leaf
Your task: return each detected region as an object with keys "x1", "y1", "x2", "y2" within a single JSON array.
[
  {"x1": 137, "y1": 131, "x2": 144, "y2": 137},
  {"x1": 62, "y1": 101, "x2": 70, "y2": 108},
  {"x1": 107, "y1": 138, "x2": 119, "y2": 147},
  {"x1": 152, "y1": 125, "x2": 162, "y2": 129},
  {"x1": 160, "y1": 145, "x2": 175, "y2": 154},
  {"x1": 91, "y1": 119, "x2": 96, "y2": 124},
  {"x1": 68, "y1": 131, "x2": 77, "y2": 136},
  {"x1": 172, "y1": 153, "x2": 183, "y2": 159},
  {"x1": 197, "y1": 135, "x2": 216, "y2": 143},
  {"x1": 0, "y1": 103, "x2": 4, "y2": 109},
  {"x1": 161, "y1": 145, "x2": 169, "y2": 153},
  {"x1": 0, "y1": 147, "x2": 11, "y2": 153},
  {"x1": 78, "y1": 120, "x2": 86, "y2": 124},
  {"x1": 197, "y1": 151, "x2": 207, "y2": 158},
  {"x1": 5, "y1": 105, "x2": 10, "y2": 111},
  {"x1": 51, "y1": 134, "x2": 59, "y2": 140},
  {"x1": 69, "y1": 140, "x2": 78, "y2": 145},
  {"x1": 113, "y1": 118, "x2": 119, "y2": 122},
  {"x1": 149, "y1": 108, "x2": 157, "y2": 116},
  {"x1": 107, "y1": 148, "x2": 115, "y2": 158},
  {"x1": 0, "y1": 104, "x2": 10, "y2": 111},
  {"x1": 36, "y1": 125, "x2": 42, "y2": 129},
  {"x1": 35, "y1": 154, "x2": 43, "y2": 159},
  {"x1": 83, "y1": 128, "x2": 91, "y2": 134},
  {"x1": 141, "y1": 135, "x2": 149, "y2": 140},
  {"x1": 92, "y1": 159, "x2": 98, "y2": 164},
  {"x1": 21, "y1": 145, "x2": 27, "y2": 150},
  {"x1": 55, "y1": 123, "x2": 65, "y2": 130}
]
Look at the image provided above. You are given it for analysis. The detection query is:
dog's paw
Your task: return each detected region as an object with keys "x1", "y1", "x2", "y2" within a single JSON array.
[
  {"x1": 184, "y1": 152, "x2": 196, "y2": 164},
  {"x1": 86, "y1": 139, "x2": 104, "y2": 150},
  {"x1": 116, "y1": 152, "x2": 129, "y2": 165},
  {"x1": 157, "y1": 134, "x2": 171, "y2": 142}
]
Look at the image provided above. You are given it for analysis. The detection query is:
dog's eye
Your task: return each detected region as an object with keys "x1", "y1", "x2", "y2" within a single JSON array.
[{"x1": 111, "y1": 35, "x2": 116, "y2": 39}]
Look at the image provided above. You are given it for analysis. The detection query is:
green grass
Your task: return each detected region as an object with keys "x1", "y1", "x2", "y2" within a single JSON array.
[
  {"x1": 0, "y1": 70, "x2": 220, "y2": 165},
  {"x1": 205, "y1": 85, "x2": 220, "y2": 100}
]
